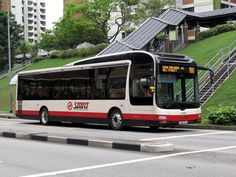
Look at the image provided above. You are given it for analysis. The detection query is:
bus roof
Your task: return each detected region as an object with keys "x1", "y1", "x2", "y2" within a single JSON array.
[
  {"x1": 18, "y1": 60, "x2": 131, "y2": 76},
  {"x1": 18, "y1": 51, "x2": 195, "y2": 76},
  {"x1": 66, "y1": 50, "x2": 194, "y2": 66}
]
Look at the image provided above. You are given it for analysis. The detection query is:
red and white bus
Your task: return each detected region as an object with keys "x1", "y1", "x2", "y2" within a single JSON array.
[{"x1": 16, "y1": 51, "x2": 204, "y2": 130}]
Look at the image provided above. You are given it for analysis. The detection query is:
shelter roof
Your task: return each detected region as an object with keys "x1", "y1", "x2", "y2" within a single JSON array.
[
  {"x1": 98, "y1": 7, "x2": 236, "y2": 56},
  {"x1": 199, "y1": 6, "x2": 236, "y2": 18}
]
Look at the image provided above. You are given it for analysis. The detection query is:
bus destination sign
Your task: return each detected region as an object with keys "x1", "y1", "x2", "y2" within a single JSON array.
[{"x1": 161, "y1": 65, "x2": 196, "y2": 74}]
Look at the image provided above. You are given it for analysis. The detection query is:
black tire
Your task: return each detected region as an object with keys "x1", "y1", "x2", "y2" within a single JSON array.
[
  {"x1": 149, "y1": 126, "x2": 159, "y2": 130},
  {"x1": 109, "y1": 109, "x2": 123, "y2": 130},
  {"x1": 40, "y1": 108, "x2": 49, "y2": 125}
]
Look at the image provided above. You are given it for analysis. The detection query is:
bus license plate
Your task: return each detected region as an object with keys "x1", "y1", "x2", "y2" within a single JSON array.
[{"x1": 179, "y1": 121, "x2": 188, "y2": 125}]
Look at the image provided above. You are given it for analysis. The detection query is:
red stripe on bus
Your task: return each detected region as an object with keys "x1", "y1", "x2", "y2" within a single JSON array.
[
  {"x1": 16, "y1": 110, "x2": 107, "y2": 119},
  {"x1": 49, "y1": 111, "x2": 107, "y2": 119},
  {"x1": 123, "y1": 113, "x2": 200, "y2": 121},
  {"x1": 16, "y1": 110, "x2": 199, "y2": 121},
  {"x1": 123, "y1": 114, "x2": 154, "y2": 120},
  {"x1": 16, "y1": 110, "x2": 39, "y2": 116}
]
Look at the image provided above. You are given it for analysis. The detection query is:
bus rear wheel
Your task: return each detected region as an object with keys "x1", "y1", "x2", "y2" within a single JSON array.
[
  {"x1": 149, "y1": 126, "x2": 159, "y2": 130},
  {"x1": 109, "y1": 109, "x2": 123, "y2": 130},
  {"x1": 40, "y1": 108, "x2": 49, "y2": 125}
]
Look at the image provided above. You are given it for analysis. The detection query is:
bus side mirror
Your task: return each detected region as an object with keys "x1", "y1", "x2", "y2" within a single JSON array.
[{"x1": 197, "y1": 66, "x2": 214, "y2": 84}]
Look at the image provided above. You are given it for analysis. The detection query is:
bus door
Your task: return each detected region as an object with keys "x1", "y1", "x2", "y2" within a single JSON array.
[
  {"x1": 129, "y1": 58, "x2": 155, "y2": 120},
  {"x1": 129, "y1": 76, "x2": 154, "y2": 109},
  {"x1": 17, "y1": 76, "x2": 38, "y2": 113}
]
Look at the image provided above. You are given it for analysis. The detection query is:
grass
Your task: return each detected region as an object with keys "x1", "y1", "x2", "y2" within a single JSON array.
[
  {"x1": 0, "y1": 57, "x2": 82, "y2": 112},
  {"x1": 201, "y1": 69, "x2": 236, "y2": 123},
  {"x1": 178, "y1": 31, "x2": 236, "y2": 66},
  {"x1": 25, "y1": 57, "x2": 83, "y2": 71}
]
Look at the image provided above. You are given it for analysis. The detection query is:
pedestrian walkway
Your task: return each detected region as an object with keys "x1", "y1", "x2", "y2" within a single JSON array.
[{"x1": 0, "y1": 112, "x2": 15, "y2": 119}]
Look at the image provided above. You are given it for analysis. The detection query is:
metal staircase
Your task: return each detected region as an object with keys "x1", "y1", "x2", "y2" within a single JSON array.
[{"x1": 196, "y1": 40, "x2": 236, "y2": 105}]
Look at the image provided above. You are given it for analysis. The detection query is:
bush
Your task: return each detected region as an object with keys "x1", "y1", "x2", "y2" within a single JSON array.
[
  {"x1": 33, "y1": 56, "x2": 46, "y2": 63},
  {"x1": 199, "y1": 24, "x2": 236, "y2": 40},
  {"x1": 207, "y1": 106, "x2": 236, "y2": 125},
  {"x1": 49, "y1": 43, "x2": 109, "y2": 59}
]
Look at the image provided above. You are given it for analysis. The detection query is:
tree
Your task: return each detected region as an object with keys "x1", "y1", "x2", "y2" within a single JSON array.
[
  {"x1": 79, "y1": 0, "x2": 130, "y2": 43},
  {"x1": 19, "y1": 41, "x2": 28, "y2": 64},
  {"x1": 0, "y1": 0, "x2": 2, "y2": 10},
  {"x1": 0, "y1": 11, "x2": 23, "y2": 69},
  {"x1": 0, "y1": 45, "x2": 5, "y2": 70},
  {"x1": 79, "y1": 0, "x2": 175, "y2": 43},
  {"x1": 53, "y1": 2, "x2": 105, "y2": 50},
  {"x1": 39, "y1": 30, "x2": 55, "y2": 55},
  {"x1": 28, "y1": 42, "x2": 39, "y2": 58}
]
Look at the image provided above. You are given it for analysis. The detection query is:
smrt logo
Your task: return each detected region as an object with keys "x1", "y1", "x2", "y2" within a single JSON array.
[
  {"x1": 67, "y1": 102, "x2": 73, "y2": 110},
  {"x1": 67, "y1": 102, "x2": 89, "y2": 110}
]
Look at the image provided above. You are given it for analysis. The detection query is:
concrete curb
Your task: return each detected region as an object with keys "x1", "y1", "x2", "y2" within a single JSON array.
[
  {"x1": 175, "y1": 124, "x2": 236, "y2": 131},
  {"x1": 0, "y1": 114, "x2": 16, "y2": 119},
  {"x1": 0, "y1": 131, "x2": 173, "y2": 153}
]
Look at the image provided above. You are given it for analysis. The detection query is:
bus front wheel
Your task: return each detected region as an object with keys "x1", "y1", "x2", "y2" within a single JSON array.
[
  {"x1": 109, "y1": 109, "x2": 123, "y2": 130},
  {"x1": 40, "y1": 108, "x2": 49, "y2": 125}
]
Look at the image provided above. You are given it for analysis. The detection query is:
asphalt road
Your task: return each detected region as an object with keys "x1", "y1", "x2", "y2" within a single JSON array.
[{"x1": 0, "y1": 118, "x2": 236, "y2": 177}]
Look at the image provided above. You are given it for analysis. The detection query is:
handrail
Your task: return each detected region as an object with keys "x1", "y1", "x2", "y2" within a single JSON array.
[
  {"x1": 200, "y1": 62, "x2": 236, "y2": 102},
  {"x1": 0, "y1": 58, "x2": 34, "y2": 80},
  {"x1": 199, "y1": 48, "x2": 236, "y2": 94},
  {"x1": 185, "y1": 39, "x2": 236, "y2": 99}
]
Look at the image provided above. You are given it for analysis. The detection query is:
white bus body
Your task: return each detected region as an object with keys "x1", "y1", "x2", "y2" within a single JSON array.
[{"x1": 16, "y1": 51, "x2": 201, "y2": 129}]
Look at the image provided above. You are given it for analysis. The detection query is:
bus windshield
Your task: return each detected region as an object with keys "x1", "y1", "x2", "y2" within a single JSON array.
[{"x1": 156, "y1": 67, "x2": 199, "y2": 110}]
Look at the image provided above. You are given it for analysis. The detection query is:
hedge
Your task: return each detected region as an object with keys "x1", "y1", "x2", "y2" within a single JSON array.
[
  {"x1": 49, "y1": 43, "x2": 108, "y2": 59},
  {"x1": 207, "y1": 106, "x2": 236, "y2": 125},
  {"x1": 199, "y1": 24, "x2": 236, "y2": 40}
]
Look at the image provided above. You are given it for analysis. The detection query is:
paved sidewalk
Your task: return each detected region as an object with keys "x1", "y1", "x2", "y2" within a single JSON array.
[{"x1": 0, "y1": 113, "x2": 16, "y2": 119}]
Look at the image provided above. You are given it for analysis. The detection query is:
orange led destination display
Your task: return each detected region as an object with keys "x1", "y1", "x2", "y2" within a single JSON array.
[{"x1": 161, "y1": 65, "x2": 196, "y2": 74}]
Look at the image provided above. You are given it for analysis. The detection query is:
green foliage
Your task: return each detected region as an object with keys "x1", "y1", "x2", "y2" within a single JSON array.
[
  {"x1": 207, "y1": 106, "x2": 236, "y2": 125},
  {"x1": 0, "y1": 11, "x2": 23, "y2": 68},
  {"x1": 49, "y1": 43, "x2": 108, "y2": 59},
  {"x1": 79, "y1": 0, "x2": 174, "y2": 42},
  {"x1": 0, "y1": 57, "x2": 6, "y2": 70},
  {"x1": 28, "y1": 42, "x2": 39, "y2": 58},
  {"x1": 39, "y1": 2, "x2": 105, "y2": 51},
  {"x1": 201, "y1": 69, "x2": 236, "y2": 120},
  {"x1": 19, "y1": 41, "x2": 28, "y2": 62},
  {"x1": 79, "y1": 0, "x2": 121, "y2": 42},
  {"x1": 199, "y1": 24, "x2": 236, "y2": 40},
  {"x1": 141, "y1": 0, "x2": 164, "y2": 18},
  {"x1": 39, "y1": 30, "x2": 55, "y2": 54}
]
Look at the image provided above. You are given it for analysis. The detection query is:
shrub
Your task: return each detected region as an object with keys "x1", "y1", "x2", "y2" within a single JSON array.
[
  {"x1": 207, "y1": 106, "x2": 236, "y2": 125},
  {"x1": 33, "y1": 56, "x2": 46, "y2": 63},
  {"x1": 49, "y1": 43, "x2": 109, "y2": 59},
  {"x1": 199, "y1": 24, "x2": 236, "y2": 40}
]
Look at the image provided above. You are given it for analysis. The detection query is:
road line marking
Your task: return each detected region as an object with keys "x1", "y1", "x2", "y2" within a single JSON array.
[
  {"x1": 140, "y1": 131, "x2": 233, "y2": 141},
  {"x1": 21, "y1": 145, "x2": 236, "y2": 177}
]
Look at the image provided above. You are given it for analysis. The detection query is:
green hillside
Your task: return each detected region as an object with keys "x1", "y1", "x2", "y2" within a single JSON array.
[
  {"x1": 0, "y1": 57, "x2": 82, "y2": 112},
  {"x1": 178, "y1": 30, "x2": 236, "y2": 123},
  {"x1": 201, "y1": 69, "x2": 236, "y2": 123},
  {"x1": 178, "y1": 31, "x2": 236, "y2": 66}
]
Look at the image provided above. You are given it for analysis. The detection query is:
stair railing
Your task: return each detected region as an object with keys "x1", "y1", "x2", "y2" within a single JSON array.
[
  {"x1": 200, "y1": 62, "x2": 236, "y2": 104},
  {"x1": 185, "y1": 39, "x2": 236, "y2": 99}
]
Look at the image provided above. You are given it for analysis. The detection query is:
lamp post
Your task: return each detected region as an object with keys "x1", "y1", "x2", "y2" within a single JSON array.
[{"x1": 6, "y1": 0, "x2": 13, "y2": 113}]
